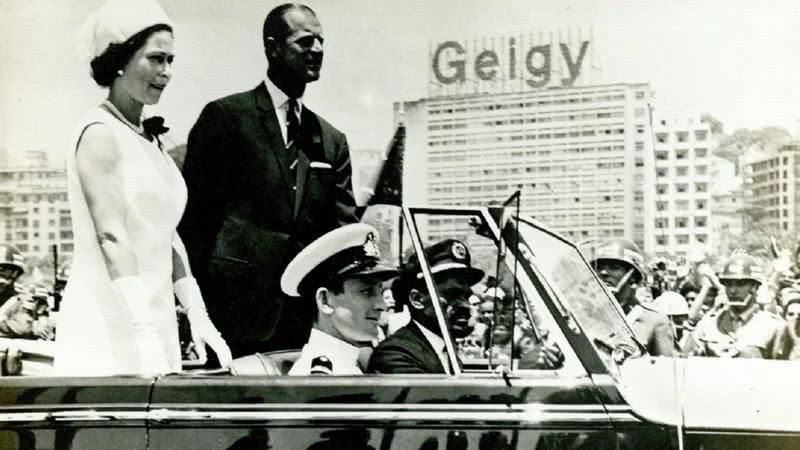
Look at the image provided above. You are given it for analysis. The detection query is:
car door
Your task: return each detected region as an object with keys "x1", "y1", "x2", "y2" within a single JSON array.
[
  {"x1": 514, "y1": 214, "x2": 681, "y2": 450},
  {"x1": 147, "y1": 206, "x2": 619, "y2": 450},
  {"x1": 0, "y1": 376, "x2": 153, "y2": 450}
]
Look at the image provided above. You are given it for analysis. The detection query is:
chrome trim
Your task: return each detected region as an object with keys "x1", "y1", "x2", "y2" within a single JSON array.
[{"x1": 0, "y1": 403, "x2": 613, "y2": 426}]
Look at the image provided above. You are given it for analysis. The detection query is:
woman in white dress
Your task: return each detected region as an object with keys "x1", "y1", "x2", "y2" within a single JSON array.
[{"x1": 56, "y1": 0, "x2": 231, "y2": 375}]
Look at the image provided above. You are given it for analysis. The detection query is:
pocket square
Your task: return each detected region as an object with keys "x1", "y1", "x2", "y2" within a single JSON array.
[{"x1": 310, "y1": 161, "x2": 333, "y2": 169}]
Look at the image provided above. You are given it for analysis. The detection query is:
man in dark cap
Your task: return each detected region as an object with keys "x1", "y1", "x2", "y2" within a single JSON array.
[
  {"x1": 367, "y1": 239, "x2": 486, "y2": 374},
  {"x1": 276, "y1": 223, "x2": 397, "y2": 375}
]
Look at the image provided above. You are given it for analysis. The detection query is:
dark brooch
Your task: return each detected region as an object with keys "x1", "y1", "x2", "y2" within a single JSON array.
[{"x1": 142, "y1": 116, "x2": 170, "y2": 148}]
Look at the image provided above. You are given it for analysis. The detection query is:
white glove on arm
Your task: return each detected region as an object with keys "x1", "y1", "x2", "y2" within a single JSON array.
[
  {"x1": 112, "y1": 276, "x2": 170, "y2": 374},
  {"x1": 173, "y1": 276, "x2": 232, "y2": 367}
]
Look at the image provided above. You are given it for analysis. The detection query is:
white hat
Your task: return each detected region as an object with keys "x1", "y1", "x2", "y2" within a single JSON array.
[
  {"x1": 77, "y1": 0, "x2": 173, "y2": 62},
  {"x1": 281, "y1": 224, "x2": 398, "y2": 297}
]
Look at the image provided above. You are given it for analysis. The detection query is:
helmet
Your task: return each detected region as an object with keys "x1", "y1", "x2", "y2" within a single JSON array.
[
  {"x1": 718, "y1": 254, "x2": 763, "y2": 285},
  {"x1": 653, "y1": 291, "x2": 689, "y2": 316},
  {"x1": 0, "y1": 244, "x2": 24, "y2": 273},
  {"x1": 590, "y1": 239, "x2": 647, "y2": 283}
]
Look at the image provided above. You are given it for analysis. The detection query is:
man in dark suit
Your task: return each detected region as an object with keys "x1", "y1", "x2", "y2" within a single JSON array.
[
  {"x1": 590, "y1": 239, "x2": 674, "y2": 356},
  {"x1": 178, "y1": 4, "x2": 357, "y2": 358},
  {"x1": 368, "y1": 240, "x2": 485, "y2": 374}
]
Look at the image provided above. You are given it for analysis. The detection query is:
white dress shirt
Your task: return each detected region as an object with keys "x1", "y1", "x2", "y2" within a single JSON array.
[
  {"x1": 289, "y1": 328, "x2": 362, "y2": 375},
  {"x1": 264, "y1": 75, "x2": 304, "y2": 146}
]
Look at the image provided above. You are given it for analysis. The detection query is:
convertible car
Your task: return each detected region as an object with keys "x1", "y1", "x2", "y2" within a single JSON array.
[{"x1": 0, "y1": 205, "x2": 798, "y2": 449}]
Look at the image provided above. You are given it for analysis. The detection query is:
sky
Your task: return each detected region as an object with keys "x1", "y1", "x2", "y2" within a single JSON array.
[{"x1": 1, "y1": 0, "x2": 799, "y2": 164}]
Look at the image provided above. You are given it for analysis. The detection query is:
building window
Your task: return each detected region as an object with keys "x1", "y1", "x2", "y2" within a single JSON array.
[
  {"x1": 696, "y1": 165, "x2": 707, "y2": 175},
  {"x1": 694, "y1": 217, "x2": 707, "y2": 227},
  {"x1": 676, "y1": 235, "x2": 690, "y2": 244},
  {"x1": 675, "y1": 218, "x2": 688, "y2": 228},
  {"x1": 695, "y1": 182, "x2": 708, "y2": 193},
  {"x1": 676, "y1": 131, "x2": 688, "y2": 143},
  {"x1": 676, "y1": 166, "x2": 688, "y2": 176},
  {"x1": 695, "y1": 148, "x2": 708, "y2": 158},
  {"x1": 655, "y1": 218, "x2": 668, "y2": 228},
  {"x1": 655, "y1": 132, "x2": 668, "y2": 143},
  {"x1": 676, "y1": 184, "x2": 688, "y2": 193},
  {"x1": 696, "y1": 200, "x2": 707, "y2": 210},
  {"x1": 656, "y1": 151, "x2": 668, "y2": 161},
  {"x1": 656, "y1": 168, "x2": 667, "y2": 177},
  {"x1": 675, "y1": 149, "x2": 688, "y2": 159},
  {"x1": 656, "y1": 236, "x2": 668, "y2": 246},
  {"x1": 656, "y1": 184, "x2": 668, "y2": 195},
  {"x1": 694, "y1": 130, "x2": 708, "y2": 141}
]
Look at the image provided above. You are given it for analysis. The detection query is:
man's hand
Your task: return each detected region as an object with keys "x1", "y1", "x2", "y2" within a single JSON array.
[{"x1": 520, "y1": 340, "x2": 564, "y2": 370}]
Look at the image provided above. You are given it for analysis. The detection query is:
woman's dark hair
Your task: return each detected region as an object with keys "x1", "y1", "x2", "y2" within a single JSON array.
[{"x1": 90, "y1": 24, "x2": 172, "y2": 87}]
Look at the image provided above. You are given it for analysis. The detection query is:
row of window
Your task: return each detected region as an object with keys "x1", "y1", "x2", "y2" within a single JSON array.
[
  {"x1": 427, "y1": 111, "x2": 627, "y2": 131},
  {"x1": 8, "y1": 230, "x2": 73, "y2": 240},
  {"x1": 11, "y1": 243, "x2": 73, "y2": 253},
  {"x1": 752, "y1": 171, "x2": 792, "y2": 183},
  {"x1": 655, "y1": 182, "x2": 709, "y2": 195},
  {"x1": 654, "y1": 217, "x2": 708, "y2": 228},
  {"x1": 655, "y1": 165, "x2": 709, "y2": 177},
  {"x1": 654, "y1": 129, "x2": 709, "y2": 143},
  {"x1": 428, "y1": 128, "x2": 627, "y2": 146},
  {"x1": 427, "y1": 93, "x2": 630, "y2": 115},
  {"x1": 655, "y1": 234, "x2": 708, "y2": 246},
  {"x1": 654, "y1": 148, "x2": 708, "y2": 160}
]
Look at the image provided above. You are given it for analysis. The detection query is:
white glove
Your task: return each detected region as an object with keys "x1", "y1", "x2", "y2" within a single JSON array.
[
  {"x1": 112, "y1": 276, "x2": 170, "y2": 374},
  {"x1": 173, "y1": 277, "x2": 232, "y2": 367}
]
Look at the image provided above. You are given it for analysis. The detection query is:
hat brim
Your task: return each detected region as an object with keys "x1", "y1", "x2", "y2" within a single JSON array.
[
  {"x1": 345, "y1": 262, "x2": 399, "y2": 280},
  {"x1": 417, "y1": 262, "x2": 485, "y2": 286}
]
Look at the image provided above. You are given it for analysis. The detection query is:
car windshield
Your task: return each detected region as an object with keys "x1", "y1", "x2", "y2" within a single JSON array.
[{"x1": 514, "y1": 217, "x2": 642, "y2": 370}]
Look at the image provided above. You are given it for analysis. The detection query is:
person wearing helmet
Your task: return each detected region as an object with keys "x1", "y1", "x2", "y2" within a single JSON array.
[
  {"x1": 0, "y1": 281, "x2": 52, "y2": 340},
  {"x1": 0, "y1": 245, "x2": 25, "y2": 308},
  {"x1": 590, "y1": 239, "x2": 673, "y2": 356},
  {"x1": 653, "y1": 291, "x2": 690, "y2": 351},
  {"x1": 687, "y1": 254, "x2": 786, "y2": 359}
]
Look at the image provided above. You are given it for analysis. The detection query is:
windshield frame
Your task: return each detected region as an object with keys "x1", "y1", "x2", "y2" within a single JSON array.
[{"x1": 507, "y1": 214, "x2": 643, "y2": 375}]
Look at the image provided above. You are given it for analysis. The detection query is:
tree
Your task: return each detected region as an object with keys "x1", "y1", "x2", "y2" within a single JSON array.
[
  {"x1": 714, "y1": 126, "x2": 792, "y2": 161},
  {"x1": 700, "y1": 113, "x2": 723, "y2": 135}
]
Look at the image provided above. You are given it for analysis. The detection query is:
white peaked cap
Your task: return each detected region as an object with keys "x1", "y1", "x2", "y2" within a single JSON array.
[{"x1": 77, "y1": 0, "x2": 173, "y2": 62}]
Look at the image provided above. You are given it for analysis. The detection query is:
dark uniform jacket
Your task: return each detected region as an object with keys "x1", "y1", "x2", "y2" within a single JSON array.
[
  {"x1": 368, "y1": 321, "x2": 447, "y2": 374},
  {"x1": 178, "y1": 83, "x2": 357, "y2": 356}
]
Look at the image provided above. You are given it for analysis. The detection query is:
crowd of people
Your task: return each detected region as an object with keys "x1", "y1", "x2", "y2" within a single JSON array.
[
  {"x1": 584, "y1": 238, "x2": 800, "y2": 360},
  {"x1": 2, "y1": 0, "x2": 799, "y2": 377}
]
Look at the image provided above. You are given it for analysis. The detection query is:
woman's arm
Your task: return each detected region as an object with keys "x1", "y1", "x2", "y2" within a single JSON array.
[
  {"x1": 76, "y1": 123, "x2": 138, "y2": 279},
  {"x1": 76, "y1": 123, "x2": 169, "y2": 373}
]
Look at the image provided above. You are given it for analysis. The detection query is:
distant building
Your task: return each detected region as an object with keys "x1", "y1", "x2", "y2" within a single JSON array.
[
  {"x1": 649, "y1": 115, "x2": 721, "y2": 258},
  {"x1": 0, "y1": 151, "x2": 71, "y2": 258},
  {"x1": 397, "y1": 82, "x2": 655, "y2": 250},
  {"x1": 747, "y1": 142, "x2": 800, "y2": 236}
]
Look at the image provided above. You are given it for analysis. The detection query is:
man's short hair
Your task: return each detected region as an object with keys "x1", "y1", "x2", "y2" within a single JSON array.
[{"x1": 262, "y1": 3, "x2": 317, "y2": 50}]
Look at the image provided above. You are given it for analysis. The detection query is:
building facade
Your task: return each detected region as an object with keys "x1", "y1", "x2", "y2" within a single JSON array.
[
  {"x1": 397, "y1": 83, "x2": 655, "y2": 251},
  {"x1": 0, "y1": 152, "x2": 72, "y2": 258},
  {"x1": 748, "y1": 142, "x2": 800, "y2": 237},
  {"x1": 649, "y1": 116, "x2": 721, "y2": 258}
]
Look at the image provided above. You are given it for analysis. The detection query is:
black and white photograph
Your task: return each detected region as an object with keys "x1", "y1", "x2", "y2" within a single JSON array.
[{"x1": 1, "y1": 0, "x2": 799, "y2": 448}]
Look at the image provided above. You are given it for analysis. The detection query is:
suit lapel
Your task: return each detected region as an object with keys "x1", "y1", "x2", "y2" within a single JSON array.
[
  {"x1": 409, "y1": 322, "x2": 446, "y2": 374},
  {"x1": 293, "y1": 149, "x2": 310, "y2": 220},
  {"x1": 254, "y1": 83, "x2": 296, "y2": 209}
]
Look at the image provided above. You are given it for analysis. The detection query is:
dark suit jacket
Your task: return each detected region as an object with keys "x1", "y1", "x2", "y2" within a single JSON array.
[
  {"x1": 178, "y1": 83, "x2": 357, "y2": 354},
  {"x1": 368, "y1": 321, "x2": 446, "y2": 374}
]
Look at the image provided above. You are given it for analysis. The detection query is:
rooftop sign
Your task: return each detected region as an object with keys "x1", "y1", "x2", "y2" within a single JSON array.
[{"x1": 429, "y1": 29, "x2": 594, "y2": 96}]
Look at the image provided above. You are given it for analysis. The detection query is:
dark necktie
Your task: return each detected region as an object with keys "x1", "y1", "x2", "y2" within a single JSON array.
[{"x1": 286, "y1": 98, "x2": 300, "y2": 169}]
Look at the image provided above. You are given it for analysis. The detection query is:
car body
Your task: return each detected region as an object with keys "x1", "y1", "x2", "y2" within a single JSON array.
[{"x1": 0, "y1": 205, "x2": 797, "y2": 449}]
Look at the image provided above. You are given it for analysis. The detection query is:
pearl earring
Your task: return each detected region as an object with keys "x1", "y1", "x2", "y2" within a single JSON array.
[{"x1": 117, "y1": 70, "x2": 124, "y2": 76}]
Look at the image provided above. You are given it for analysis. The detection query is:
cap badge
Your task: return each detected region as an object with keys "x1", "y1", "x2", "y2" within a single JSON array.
[
  {"x1": 363, "y1": 232, "x2": 380, "y2": 258},
  {"x1": 451, "y1": 241, "x2": 467, "y2": 260}
]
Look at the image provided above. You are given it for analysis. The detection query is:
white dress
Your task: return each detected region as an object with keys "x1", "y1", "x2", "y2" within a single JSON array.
[{"x1": 55, "y1": 107, "x2": 185, "y2": 376}]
